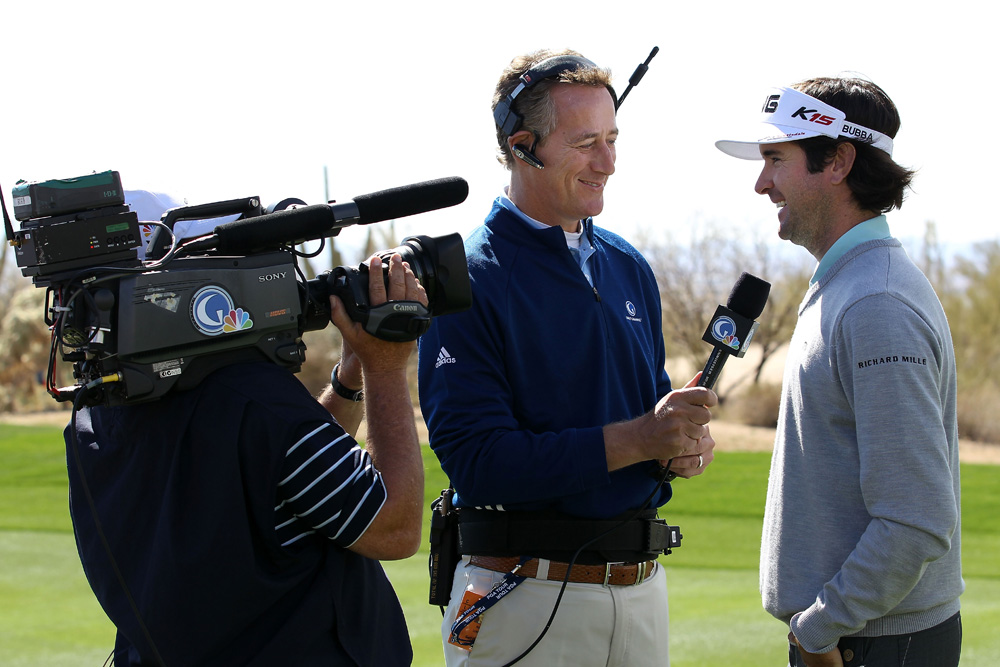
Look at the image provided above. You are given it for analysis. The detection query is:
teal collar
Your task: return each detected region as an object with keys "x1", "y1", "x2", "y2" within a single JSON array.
[{"x1": 812, "y1": 215, "x2": 891, "y2": 284}]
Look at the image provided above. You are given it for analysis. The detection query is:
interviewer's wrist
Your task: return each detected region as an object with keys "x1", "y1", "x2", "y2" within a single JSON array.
[{"x1": 603, "y1": 420, "x2": 645, "y2": 471}]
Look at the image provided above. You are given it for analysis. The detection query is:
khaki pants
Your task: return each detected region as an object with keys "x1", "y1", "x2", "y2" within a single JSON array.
[{"x1": 441, "y1": 556, "x2": 670, "y2": 667}]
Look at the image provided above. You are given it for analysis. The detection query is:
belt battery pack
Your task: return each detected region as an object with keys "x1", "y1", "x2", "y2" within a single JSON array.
[{"x1": 428, "y1": 488, "x2": 460, "y2": 606}]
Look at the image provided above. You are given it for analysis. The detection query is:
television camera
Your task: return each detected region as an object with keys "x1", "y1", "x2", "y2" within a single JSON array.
[{"x1": 2, "y1": 170, "x2": 471, "y2": 407}]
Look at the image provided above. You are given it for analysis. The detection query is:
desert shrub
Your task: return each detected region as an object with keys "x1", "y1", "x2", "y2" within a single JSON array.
[
  {"x1": 941, "y1": 240, "x2": 1000, "y2": 443},
  {"x1": 719, "y1": 382, "x2": 783, "y2": 428},
  {"x1": 957, "y1": 381, "x2": 1000, "y2": 444},
  {"x1": 0, "y1": 288, "x2": 55, "y2": 412}
]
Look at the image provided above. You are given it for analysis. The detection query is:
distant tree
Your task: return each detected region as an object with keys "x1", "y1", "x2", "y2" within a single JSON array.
[
  {"x1": 0, "y1": 286, "x2": 53, "y2": 412},
  {"x1": 915, "y1": 220, "x2": 949, "y2": 292},
  {"x1": 1, "y1": 258, "x2": 15, "y2": 337},
  {"x1": 909, "y1": 224, "x2": 999, "y2": 443},
  {"x1": 641, "y1": 226, "x2": 729, "y2": 370},
  {"x1": 0, "y1": 246, "x2": 9, "y2": 291},
  {"x1": 947, "y1": 240, "x2": 1000, "y2": 386},
  {"x1": 1, "y1": 249, "x2": 46, "y2": 405}
]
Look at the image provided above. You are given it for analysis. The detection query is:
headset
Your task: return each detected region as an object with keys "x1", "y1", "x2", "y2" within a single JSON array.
[
  {"x1": 493, "y1": 55, "x2": 613, "y2": 170},
  {"x1": 493, "y1": 48, "x2": 657, "y2": 170}
]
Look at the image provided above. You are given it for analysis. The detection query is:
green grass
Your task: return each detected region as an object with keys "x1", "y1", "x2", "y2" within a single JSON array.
[
  {"x1": 2, "y1": 423, "x2": 998, "y2": 665},
  {"x1": 1, "y1": 425, "x2": 117, "y2": 665}
]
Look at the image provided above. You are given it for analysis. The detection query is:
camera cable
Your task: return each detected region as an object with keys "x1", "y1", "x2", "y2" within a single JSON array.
[{"x1": 495, "y1": 463, "x2": 675, "y2": 667}]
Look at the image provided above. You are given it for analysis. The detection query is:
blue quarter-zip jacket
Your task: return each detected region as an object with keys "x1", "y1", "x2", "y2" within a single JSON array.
[{"x1": 417, "y1": 200, "x2": 673, "y2": 519}]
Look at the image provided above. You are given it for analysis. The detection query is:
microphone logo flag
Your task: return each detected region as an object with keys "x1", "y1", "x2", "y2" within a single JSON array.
[{"x1": 702, "y1": 305, "x2": 759, "y2": 358}]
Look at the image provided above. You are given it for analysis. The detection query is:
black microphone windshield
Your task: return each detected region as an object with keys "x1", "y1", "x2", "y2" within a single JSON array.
[
  {"x1": 353, "y1": 177, "x2": 469, "y2": 226},
  {"x1": 696, "y1": 272, "x2": 771, "y2": 391},
  {"x1": 727, "y1": 272, "x2": 770, "y2": 320}
]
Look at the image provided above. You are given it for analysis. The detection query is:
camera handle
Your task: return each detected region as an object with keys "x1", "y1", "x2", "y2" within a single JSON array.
[{"x1": 363, "y1": 301, "x2": 431, "y2": 342}]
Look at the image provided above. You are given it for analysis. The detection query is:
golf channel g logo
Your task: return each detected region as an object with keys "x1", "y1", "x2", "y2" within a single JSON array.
[
  {"x1": 191, "y1": 286, "x2": 254, "y2": 336},
  {"x1": 710, "y1": 315, "x2": 741, "y2": 351},
  {"x1": 625, "y1": 300, "x2": 643, "y2": 323}
]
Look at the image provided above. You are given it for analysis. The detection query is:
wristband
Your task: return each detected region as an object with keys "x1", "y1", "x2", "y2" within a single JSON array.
[{"x1": 331, "y1": 362, "x2": 364, "y2": 402}]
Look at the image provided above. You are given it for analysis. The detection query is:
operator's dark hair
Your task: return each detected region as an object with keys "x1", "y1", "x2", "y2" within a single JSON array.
[
  {"x1": 492, "y1": 48, "x2": 614, "y2": 169},
  {"x1": 794, "y1": 77, "x2": 916, "y2": 214}
]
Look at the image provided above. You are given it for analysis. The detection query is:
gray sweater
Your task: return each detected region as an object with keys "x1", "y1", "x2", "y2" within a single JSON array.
[{"x1": 761, "y1": 237, "x2": 963, "y2": 654}]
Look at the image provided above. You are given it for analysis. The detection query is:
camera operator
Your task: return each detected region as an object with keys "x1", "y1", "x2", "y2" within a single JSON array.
[{"x1": 66, "y1": 252, "x2": 426, "y2": 666}]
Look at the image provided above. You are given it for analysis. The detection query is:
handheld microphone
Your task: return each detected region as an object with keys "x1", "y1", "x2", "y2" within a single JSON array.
[
  {"x1": 209, "y1": 176, "x2": 469, "y2": 255},
  {"x1": 649, "y1": 272, "x2": 769, "y2": 483},
  {"x1": 650, "y1": 271, "x2": 771, "y2": 482},
  {"x1": 697, "y1": 272, "x2": 770, "y2": 390}
]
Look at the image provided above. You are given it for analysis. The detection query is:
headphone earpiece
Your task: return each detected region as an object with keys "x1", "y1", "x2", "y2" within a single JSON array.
[{"x1": 512, "y1": 144, "x2": 545, "y2": 170}]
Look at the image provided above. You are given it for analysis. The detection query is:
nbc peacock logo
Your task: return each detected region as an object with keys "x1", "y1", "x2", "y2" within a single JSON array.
[
  {"x1": 191, "y1": 286, "x2": 254, "y2": 336},
  {"x1": 223, "y1": 308, "x2": 253, "y2": 333}
]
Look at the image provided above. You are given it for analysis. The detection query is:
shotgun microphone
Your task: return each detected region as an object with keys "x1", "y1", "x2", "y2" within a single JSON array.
[{"x1": 210, "y1": 176, "x2": 469, "y2": 254}]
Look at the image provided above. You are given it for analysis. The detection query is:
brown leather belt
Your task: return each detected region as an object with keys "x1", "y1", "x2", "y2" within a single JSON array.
[{"x1": 469, "y1": 555, "x2": 656, "y2": 586}]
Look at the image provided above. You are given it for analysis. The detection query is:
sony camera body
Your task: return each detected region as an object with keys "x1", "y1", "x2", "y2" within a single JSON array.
[{"x1": 4, "y1": 170, "x2": 471, "y2": 407}]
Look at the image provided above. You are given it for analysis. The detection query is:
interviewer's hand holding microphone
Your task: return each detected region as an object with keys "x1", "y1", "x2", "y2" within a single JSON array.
[
  {"x1": 654, "y1": 373, "x2": 717, "y2": 478},
  {"x1": 604, "y1": 272, "x2": 769, "y2": 478},
  {"x1": 603, "y1": 372, "x2": 717, "y2": 475}
]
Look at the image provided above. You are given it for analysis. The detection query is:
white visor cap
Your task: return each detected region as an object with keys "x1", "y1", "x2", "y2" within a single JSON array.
[{"x1": 715, "y1": 86, "x2": 894, "y2": 160}]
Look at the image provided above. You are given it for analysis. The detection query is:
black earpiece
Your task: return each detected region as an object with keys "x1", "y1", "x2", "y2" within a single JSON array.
[{"x1": 512, "y1": 144, "x2": 544, "y2": 170}]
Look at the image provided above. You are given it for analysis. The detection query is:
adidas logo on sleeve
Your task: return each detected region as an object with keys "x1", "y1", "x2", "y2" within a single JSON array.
[{"x1": 435, "y1": 347, "x2": 457, "y2": 368}]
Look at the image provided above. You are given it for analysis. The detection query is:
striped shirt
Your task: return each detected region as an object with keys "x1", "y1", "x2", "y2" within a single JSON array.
[{"x1": 275, "y1": 421, "x2": 387, "y2": 548}]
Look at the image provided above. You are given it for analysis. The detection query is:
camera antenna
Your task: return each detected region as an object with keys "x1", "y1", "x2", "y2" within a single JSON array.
[
  {"x1": 616, "y1": 46, "x2": 659, "y2": 109},
  {"x1": 1, "y1": 180, "x2": 16, "y2": 246}
]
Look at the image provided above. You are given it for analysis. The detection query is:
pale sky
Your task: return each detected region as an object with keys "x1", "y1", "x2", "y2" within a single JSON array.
[{"x1": 3, "y1": 0, "x2": 994, "y2": 267}]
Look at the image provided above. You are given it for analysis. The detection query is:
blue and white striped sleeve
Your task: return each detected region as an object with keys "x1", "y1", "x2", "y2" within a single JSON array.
[{"x1": 274, "y1": 422, "x2": 387, "y2": 549}]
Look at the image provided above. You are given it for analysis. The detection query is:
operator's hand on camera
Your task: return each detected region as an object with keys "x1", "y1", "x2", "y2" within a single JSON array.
[
  {"x1": 603, "y1": 373, "x2": 717, "y2": 473},
  {"x1": 330, "y1": 253, "x2": 428, "y2": 372}
]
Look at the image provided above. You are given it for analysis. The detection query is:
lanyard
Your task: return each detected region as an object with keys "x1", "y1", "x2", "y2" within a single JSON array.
[{"x1": 449, "y1": 556, "x2": 531, "y2": 647}]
